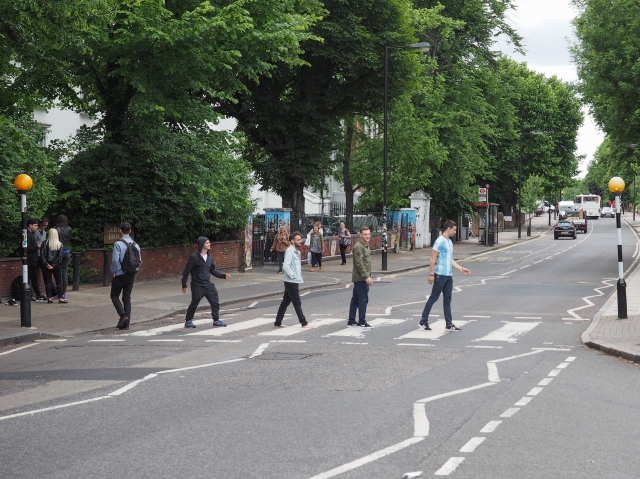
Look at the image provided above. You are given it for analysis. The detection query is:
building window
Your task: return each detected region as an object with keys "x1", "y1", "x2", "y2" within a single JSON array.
[{"x1": 38, "y1": 123, "x2": 51, "y2": 147}]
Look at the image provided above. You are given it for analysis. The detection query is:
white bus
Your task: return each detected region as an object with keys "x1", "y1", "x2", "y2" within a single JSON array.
[{"x1": 575, "y1": 195, "x2": 601, "y2": 219}]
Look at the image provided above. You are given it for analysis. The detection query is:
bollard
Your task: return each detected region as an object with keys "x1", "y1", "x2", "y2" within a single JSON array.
[
  {"x1": 72, "y1": 252, "x2": 81, "y2": 291},
  {"x1": 103, "y1": 249, "x2": 110, "y2": 286}
]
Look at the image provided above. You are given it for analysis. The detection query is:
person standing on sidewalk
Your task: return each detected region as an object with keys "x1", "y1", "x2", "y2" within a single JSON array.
[
  {"x1": 338, "y1": 222, "x2": 352, "y2": 265},
  {"x1": 270, "y1": 226, "x2": 290, "y2": 273},
  {"x1": 27, "y1": 219, "x2": 46, "y2": 302},
  {"x1": 181, "y1": 236, "x2": 230, "y2": 329},
  {"x1": 420, "y1": 220, "x2": 470, "y2": 332},
  {"x1": 308, "y1": 224, "x2": 323, "y2": 272},
  {"x1": 35, "y1": 218, "x2": 48, "y2": 293},
  {"x1": 55, "y1": 215, "x2": 72, "y2": 301},
  {"x1": 347, "y1": 226, "x2": 373, "y2": 329},
  {"x1": 41, "y1": 228, "x2": 64, "y2": 303},
  {"x1": 274, "y1": 232, "x2": 313, "y2": 329},
  {"x1": 110, "y1": 222, "x2": 141, "y2": 330}
]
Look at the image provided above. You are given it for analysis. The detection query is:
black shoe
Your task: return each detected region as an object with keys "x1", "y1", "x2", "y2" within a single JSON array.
[
  {"x1": 358, "y1": 322, "x2": 374, "y2": 329},
  {"x1": 36, "y1": 295, "x2": 47, "y2": 302},
  {"x1": 117, "y1": 315, "x2": 129, "y2": 330},
  {"x1": 347, "y1": 322, "x2": 358, "y2": 328},
  {"x1": 419, "y1": 321, "x2": 432, "y2": 331},
  {"x1": 445, "y1": 324, "x2": 462, "y2": 331},
  {"x1": 6, "y1": 299, "x2": 17, "y2": 307}
]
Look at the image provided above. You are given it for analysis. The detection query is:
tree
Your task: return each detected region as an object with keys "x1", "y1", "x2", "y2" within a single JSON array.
[{"x1": 521, "y1": 174, "x2": 544, "y2": 232}]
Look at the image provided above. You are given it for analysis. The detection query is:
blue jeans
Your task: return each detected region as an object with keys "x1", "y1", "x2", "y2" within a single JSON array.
[
  {"x1": 349, "y1": 281, "x2": 369, "y2": 324},
  {"x1": 421, "y1": 274, "x2": 453, "y2": 326}
]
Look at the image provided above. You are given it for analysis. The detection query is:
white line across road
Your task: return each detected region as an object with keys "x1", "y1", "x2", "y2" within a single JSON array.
[
  {"x1": 0, "y1": 343, "x2": 37, "y2": 356},
  {"x1": 435, "y1": 457, "x2": 465, "y2": 475},
  {"x1": 186, "y1": 317, "x2": 274, "y2": 336},
  {"x1": 260, "y1": 317, "x2": 342, "y2": 336},
  {"x1": 480, "y1": 420, "x2": 502, "y2": 433},
  {"x1": 473, "y1": 321, "x2": 540, "y2": 343},
  {"x1": 396, "y1": 320, "x2": 470, "y2": 340},
  {"x1": 459, "y1": 437, "x2": 486, "y2": 453}
]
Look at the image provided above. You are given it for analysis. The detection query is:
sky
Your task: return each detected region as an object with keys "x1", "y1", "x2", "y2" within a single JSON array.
[{"x1": 495, "y1": 0, "x2": 604, "y2": 178}]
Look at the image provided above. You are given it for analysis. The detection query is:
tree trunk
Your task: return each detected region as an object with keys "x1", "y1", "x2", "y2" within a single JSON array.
[
  {"x1": 342, "y1": 124, "x2": 355, "y2": 232},
  {"x1": 282, "y1": 182, "x2": 306, "y2": 219}
]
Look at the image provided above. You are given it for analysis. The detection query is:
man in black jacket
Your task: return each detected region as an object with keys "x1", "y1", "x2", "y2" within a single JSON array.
[
  {"x1": 181, "y1": 236, "x2": 230, "y2": 328},
  {"x1": 27, "y1": 219, "x2": 45, "y2": 302}
]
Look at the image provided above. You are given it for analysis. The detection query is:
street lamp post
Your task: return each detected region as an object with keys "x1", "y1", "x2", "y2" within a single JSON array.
[
  {"x1": 14, "y1": 174, "x2": 33, "y2": 328},
  {"x1": 609, "y1": 176, "x2": 627, "y2": 319},
  {"x1": 517, "y1": 129, "x2": 543, "y2": 239},
  {"x1": 383, "y1": 42, "x2": 430, "y2": 271},
  {"x1": 631, "y1": 144, "x2": 638, "y2": 221}
]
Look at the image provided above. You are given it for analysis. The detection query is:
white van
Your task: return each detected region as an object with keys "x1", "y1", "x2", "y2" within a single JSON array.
[{"x1": 558, "y1": 201, "x2": 576, "y2": 218}]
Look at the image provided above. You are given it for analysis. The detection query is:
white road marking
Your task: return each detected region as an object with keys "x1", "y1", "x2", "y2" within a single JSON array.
[
  {"x1": 205, "y1": 339, "x2": 242, "y2": 342},
  {"x1": 186, "y1": 316, "x2": 274, "y2": 336},
  {"x1": 565, "y1": 279, "x2": 614, "y2": 320},
  {"x1": 300, "y1": 291, "x2": 311, "y2": 296},
  {"x1": 249, "y1": 343, "x2": 269, "y2": 359},
  {"x1": 514, "y1": 316, "x2": 542, "y2": 320},
  {"x1": 127, "y1": 317, "x2": 213, "y2": 336},
  {"x1": 341, "y1": 342, "x2": 368, "y2": 345},
  {"x1": 463, "y1": 315, "x2": 490, "y2": 318},
  {"x1": 260, "y1": 317, "x2": 343, "y2": 336},
  {"x1": 489, "y1": 350, "x2": 545, "y2": 363},
  {"x1": 157, "y1": 357, "x2": 245, "y2": 374},
  {"x1": 264, "y1": 313, "x2": 289, "y2": 316},
  {"x1": 345, "y1": 283, "x2": 352, "y2": 288},
  {"x1": 34, "y1": 339, "x2": 67, "y2": 342},
  {"x1": 326, "y1": 317, "x2": 406, "y2": 337},
  {"x1": 109, "y1": 373, "x2": 157, "y2": 396},
  {"x1": 435, "y1": 457, "x2": 465, "y2": 476},
  {"x1": 148, "y1": 339, "x2": 184, "y2": 342},
  {"x1": 548, "y1": 369, "x2": 561, "y2": 377},
  {"x1": 272, "y1": 340, "x2": 306, "y2": 343},
  {"x1": 467, "y1": 346, "x2": 502, "y2": 349},
  {"x1": 459, "y1": 437, "x2": 486, "y2": 453},
  {"x1": 515, "y1": 396, "x2": 533, "y2": 406},
  {"x1": 566, "y1": 356, "x2": 576, "y2": 361},
  {"x1": 474, "y1": 322, "x2": 540, "y2": 343},
  {"x1": 480, "y1": 420, "x2": 502, "y2": 433},
  {"x1": 500, "y1": 408, "x2": 520, "y2": 417},
  {"x1": 557, "y1": 362, "x2": 570, "y2": 369},
  {"x1": 531, "y1": 348, "x2": 571, "y2": 351},
  {"x1": 398, "y1": 343, "x2": 434, "y2": 347},
  {"x1": 397, "y1": 320, "x2": 470, "y2": 340},
  {"x1": 416, "y1": 382, "x2": 496, "y2": 403},
  {"x1": 0, "y1": 396, "x2": 112, "y2": 422},
  {"x1": 527, "y1": 387, "x2": 543, "y2": 396},
  {"x1": 0, "y1": 343, "x2": 38, "y2": 355},
  {"x1": 307, "y1": 437, "x2": 424, "y2": 479},
  {"x1": 519, "y1": 265, "x2": 530, "y2": 269},
  {"x1": 534, "y1": 260, "x2": 544, "y2": 264},
  {"x1": 413, "y1": 403, "x2": 429, "y2": 437},
  {"x1": 501, "y1": 270, "x2": 517, "y2": 275},
  {"x1": 538, "y1": 378, "x2": 553, "y2": 386},
  {"x1": 248, "y1": 301, "x2": 259, "y2": 308},
  {"x1": 89, "y1": 339, "x2": 125, "y2": 342},
  {"x1": 487, "y1": 363, "x2": 500, "y2": 383}
]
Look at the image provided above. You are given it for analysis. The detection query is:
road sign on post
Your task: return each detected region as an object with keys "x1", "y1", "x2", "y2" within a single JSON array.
[{"x1": 478, "y1": 187, "x2": 487, "y2": 202}]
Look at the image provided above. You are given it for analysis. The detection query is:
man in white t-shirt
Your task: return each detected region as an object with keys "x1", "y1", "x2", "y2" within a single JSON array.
[{"x1": 420, "y1": 220, "x2": 470, "y2": 331}]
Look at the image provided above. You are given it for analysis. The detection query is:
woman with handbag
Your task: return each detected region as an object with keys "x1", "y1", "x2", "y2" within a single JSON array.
[
  {"x1": 270, "y1": 226, "x2": 290, "y2": 273},
  {"x1": 338, "y1": 222, "x2": 352, "y2": 265},
  {"x1": 308, "y1": 225, "x2": 323, "y2": 272},
  {"x1": 41, "y1": 228, "x2": 65, "y2": 304}
]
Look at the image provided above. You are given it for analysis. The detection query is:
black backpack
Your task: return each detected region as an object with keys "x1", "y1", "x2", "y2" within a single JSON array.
[
  {"x1": 11, "y1": 276, "x2": 22, "y2": 300},
  {"x1": 118, "y1": 239, "x2": 142, "y2": 275}
]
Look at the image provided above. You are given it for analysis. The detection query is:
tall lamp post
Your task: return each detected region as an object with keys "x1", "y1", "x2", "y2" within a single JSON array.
[
  {"x1": 518, "y1": 130, "x2": 543, "y2": 238},
  {"x1": 609, "y1": 176, "x2": 627, "y2": 319},
  {"x1": 631, "y1": 144, "x2": 638, "y2": 221},
  {"x1": 383, "y1": 41, "x2": 430, "y2": 270},
  {"x1": 14, "y1": 174, "x2": 33, "y2": 328}
]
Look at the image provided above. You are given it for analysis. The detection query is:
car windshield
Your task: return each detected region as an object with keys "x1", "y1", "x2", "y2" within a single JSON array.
[{"x1": 558, "y1": 222, "x2": 572, "y2": 226}]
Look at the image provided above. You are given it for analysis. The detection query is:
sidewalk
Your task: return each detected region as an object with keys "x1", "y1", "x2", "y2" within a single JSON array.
[
  {"x1": 582, "y1": 216, "x2": 640, "y2": 363},
  {"x1": 0, "y1": 216, "x2": 553, "y2": 346}
]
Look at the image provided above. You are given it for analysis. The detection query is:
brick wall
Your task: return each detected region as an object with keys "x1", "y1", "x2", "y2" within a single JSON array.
[{"x1": 0, "y1": 240, "x2": 243, "y2": 299}]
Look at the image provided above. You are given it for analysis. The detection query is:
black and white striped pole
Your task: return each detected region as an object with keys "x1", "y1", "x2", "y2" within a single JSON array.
[
  {"x1": 609, "y1": 176, "x2": 627, "y2": 319},
  {"x1": 14, "y1": 174, "x2": 33, "y2": 328}
]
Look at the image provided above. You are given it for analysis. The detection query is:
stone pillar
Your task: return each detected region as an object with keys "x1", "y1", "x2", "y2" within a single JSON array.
[{"x1": 409, "y1": 190, "x2": 431, "y2": 248}]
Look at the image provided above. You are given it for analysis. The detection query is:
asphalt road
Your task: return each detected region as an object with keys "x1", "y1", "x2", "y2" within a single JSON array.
[{"x1": 1, "y1": 218, "x2": 639, "y2": 479}]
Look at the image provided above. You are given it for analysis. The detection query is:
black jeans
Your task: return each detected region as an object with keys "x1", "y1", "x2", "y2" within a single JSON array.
[
  {"x1": 276, "y1": 251, "x2": 285, "y2": 271},
  {"x1": 339, "y1": 244, "x2": 348, "y2": 264},
  {"x1": 311, "y1": 251, "x2": 322, "y2": 267},
  {"x1": 275, "y1": 282, "x2": 307, "y2": 326},
  {"x1": 60, "y1": 252, "x2": 70, "y2": 296},
  {"x1": 43, "y1": 264, "x2": 62, "y2": 299},
  {"x1": 111, "y1": 273, "x2": 135, "y2": 319},
  {"x1": 186, "y1": 283, "x2": 220, "y2": 321},
  {"x1": 28, "y1": 261, "x2": 42, "y2": 297},
  {"x1": 348, "y1": 281, "x2": 369, "y2": 324}
]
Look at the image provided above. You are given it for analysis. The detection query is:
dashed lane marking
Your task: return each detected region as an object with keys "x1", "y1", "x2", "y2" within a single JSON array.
[
  {"x1": 434, "y1": 457, "x2": 465, "y2": 476},
  {"x1": 0, "y1": 343, "x2": 38, "y2": 356},
  {"x1": 459, "y1": 437, "x2": 486, "y2": 453}
]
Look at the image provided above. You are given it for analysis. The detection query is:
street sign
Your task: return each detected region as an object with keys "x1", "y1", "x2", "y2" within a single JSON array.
[{"x1": 478, "y1": 187, "x2": 487, "y2": 201}]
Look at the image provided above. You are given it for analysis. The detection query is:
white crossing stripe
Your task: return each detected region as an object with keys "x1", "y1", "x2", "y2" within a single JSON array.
[
  {"x1": 515, "y1": 396, "x2": 532, "y2": 406},
  {"x1": 527, "y1": 387, "x2": 543, "y2": 396},
  {"x1": 480, "y1": 420, "x2": 502, "y2": 433},
  {"x1": 186, "y1": 317, "x2": 274, "y2": 336},
  {"x1": 459, "y1": 437, "x2": 486, "y2": 453},
  {"x1": 500, "y1": 408, "x2": 520, "y2": 418},
  {"x1": 538, "y1": 378, "x2": 553, "y2": 386},
  {"x1": 435, "y1": 457, "x2": 465, "y2": 475},
  {"x1": 396, "y1": 320, "x2": 470, "y2": 340},
  {"x1": 473, "y1": 321, "x2": 540, "y2": 343},
  {"x1": 325, "y1": 318, "x2": 406, "y2": 338},
  {"x1": 260, "y1": 317, "x2": 343, "y2": 336}
]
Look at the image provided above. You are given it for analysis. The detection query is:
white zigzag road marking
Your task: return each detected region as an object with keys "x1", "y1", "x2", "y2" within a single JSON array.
[{"x1": 565, "y1": 279, "x2": 615, "y2": 320}]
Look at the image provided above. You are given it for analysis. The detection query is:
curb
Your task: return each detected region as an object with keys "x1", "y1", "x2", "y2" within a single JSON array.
[{"x1": 0, "y1": 332, "x2": 61, "y2": 348}]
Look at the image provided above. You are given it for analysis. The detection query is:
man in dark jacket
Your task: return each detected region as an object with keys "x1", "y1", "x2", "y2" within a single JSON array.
[
  {"x1": 27, "y1": 219, "x2": 45, "y2": 301},
  {"x1": 181, "y1": 236, "x2": 230, "y2": 328}
]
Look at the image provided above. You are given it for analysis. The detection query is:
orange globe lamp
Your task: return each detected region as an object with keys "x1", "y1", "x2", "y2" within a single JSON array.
[
  {"x1": 14, "y1": 174, "x2": 33, "y2": 192},
  {"x1": 608, "y1": 176, "x2": 625, "y2": 193}
]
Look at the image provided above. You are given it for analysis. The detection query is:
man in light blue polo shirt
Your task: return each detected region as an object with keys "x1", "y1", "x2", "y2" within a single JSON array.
[{"x1": 420, "y1": 220, "x2": 470, "y2": 331}]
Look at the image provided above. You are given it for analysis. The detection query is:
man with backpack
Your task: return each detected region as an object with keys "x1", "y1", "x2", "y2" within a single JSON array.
[{"x1": 110, "y1": 222, "x2": 142, "y2": 330}]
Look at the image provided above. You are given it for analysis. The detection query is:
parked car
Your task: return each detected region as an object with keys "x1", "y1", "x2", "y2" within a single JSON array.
[
  {"x1": 554, "y1": 220, "x2": 577, "y2": 240},
  {"x1": 601, "y1": 206, "x2": 614, "y2": 218}
]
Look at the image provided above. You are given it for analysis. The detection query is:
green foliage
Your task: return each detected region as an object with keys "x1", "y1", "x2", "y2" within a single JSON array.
[
  {"x1": 521, "y1": 175, "x2": 544, "y2": 215},
  {"x1": 53, "y1": 127, "x2": 254, "y2": 249},
  {"x1": 67, "y1": 255, "x2": 99, "y2": 285}
]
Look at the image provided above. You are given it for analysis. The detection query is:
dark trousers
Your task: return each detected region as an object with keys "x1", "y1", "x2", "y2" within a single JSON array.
[
  {"x1": 43, "y1": 264, "x2": 62, "y2": 299},
  {"x1": 311, "y1": 251, "x2": 322, "y2": 267},
  {"x1": 339, "y1": 244, "x2": 348, "y2": 264},
  {"x1": 186, "y1": 283, "x2": 219, "y2": 321},
  {"x1": 348, "y1": 281, "x2": 369, "y2": 324},
  {"x1": 421, "y1": 274, "x2": 453, "y2": 326},
  {"x1": 111, "y1": 273, "x2": 135, "y2": 319},
  {"x1": 275, "y1": 282, "x2": 307, "y2": 326},
  {"x1": 60, "y1": 253, "x2": 70, "y2": 296},
  {"x1": 276, "y1": 251, "x2": 285, "y2": 271},
  {"x1": 28, "y1": 262, "x2": 42, "y2": 297}
]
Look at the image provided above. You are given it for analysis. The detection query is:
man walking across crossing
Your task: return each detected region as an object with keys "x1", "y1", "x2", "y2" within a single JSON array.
[
  {"x1": 347, "y1": 226, "x2": 373, "y2": 328},
  {"x1": 420, "y1": 220, "x2": 470, "y2": 331},
  {"x1": 274, "y1": 232, "x2": 312, "y2": 328}
]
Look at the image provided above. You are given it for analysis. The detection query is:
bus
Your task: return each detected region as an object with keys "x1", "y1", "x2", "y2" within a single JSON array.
[{"x1": 575, "y1": 194, "x2": 601, "y2": 219}]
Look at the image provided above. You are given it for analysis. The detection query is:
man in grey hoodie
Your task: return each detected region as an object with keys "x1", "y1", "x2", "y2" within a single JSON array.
[
  {"x1": 274, "y1": 232, "x2": 312, "y2": 328},
  {"x1": 182, "y1": 236, "x2": 230, "y2": 328}
]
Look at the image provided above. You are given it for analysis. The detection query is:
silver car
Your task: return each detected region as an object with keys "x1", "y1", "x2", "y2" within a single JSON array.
[{"x1": 601, "y1": 207, "x2": 614, "y2": 218}]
